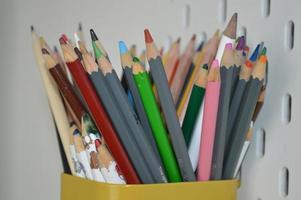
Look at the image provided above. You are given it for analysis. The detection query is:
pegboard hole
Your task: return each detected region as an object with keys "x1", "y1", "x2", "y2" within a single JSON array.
[
  {"x1": 281, "y1": 94, "x2": 292, "y2": 124},
  {"x1": 182, "y1": 4, "x2": 190, "y2": 29},
  {"x1": 261, "y1": 0, "x2": 270, "y2": 18},
  {"x1": 218, "y1": 0, "x2": 227, "y2": 24},
  {"x1": 279, "y1": 167, "x2": 289, "y2": 197},
  {"x1": 256, "y1": 129, "x2": 265, "y2": 158},
  {"x1": 238, "y1": 26, "x2": 247, "y2": 41},
  {"x1": 285, "y1": 21, "x2": 294, "y2": 50}
]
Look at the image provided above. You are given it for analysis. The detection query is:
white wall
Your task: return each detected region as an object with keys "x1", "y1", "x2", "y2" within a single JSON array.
[{"x1": 0, "y1": 0, "x2": 300, "y2": 199}]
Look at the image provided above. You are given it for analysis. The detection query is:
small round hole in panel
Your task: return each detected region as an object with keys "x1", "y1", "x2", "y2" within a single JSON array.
[
  {"x1": 279, "y1": 167, "x2": 289, "y2": 197},
  {"x1": 284, "y1": 21, "x2": 294, "y2": 50},
  {"x1": 261, "y1": 0, "x2": 271, "y2": 18},
  {"x1": 218, "y1": 0, "x2": 227, "y2": 24},
  {"x1": 256, "y1": 129, "x2": 265, "y2": 158},
  {"x1": 281, "y1": 94, "x2": 292, "y2": 124}
]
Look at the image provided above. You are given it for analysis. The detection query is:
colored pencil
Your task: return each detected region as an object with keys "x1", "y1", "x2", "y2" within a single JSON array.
[
  {"x1": 231, "y1": 36, "x2": 245, "y2": 96},
  {"x1": 197, "y1": 59, "x2": 221, "y2": 181},
  {"x1": 215, "y1": 13, "x2": 237, "y2": 63},
  {"x1": 211, "y1": 43, "x2": 235, "y2": 180},
  {"x1": 81, "y1": 115, "x2": 106, "y2": 182},
  {"x1": 82, "y1": 113, "x2": 125, "y2": 184},
  {"x1": 68, "y1": 124, "x2": 86, "y2": 178},
  {"x1": 176, "y1": 42, "x2": 204, "y2": 118},
  {"x1": 181, "y1": 57, "x2": 208, "y2": 145},
  {"x1": 90, "y1": 29, "x2": 110, "y2": 60},
  {"x1": 223, "y1": 55, "x2": 267, "y2": 179},
  {"x1": 73, "y1": 127, "x2": 94, "y2": 180},
  {"x1": 119, "y1": 41, "x2": 161, "y2": 162},
  {"x1": 225, "y1": 45, "x2": 259, "y2": 150},
  {"x1": 233, "y1": 125, "x2": 253, "y2": 178},
  {"x1": 164, "y1": 38, "x2": 181, "y2": 83},
  {"x1": 188, "y1": 102, "x2": 204, "y2": 171},
  {"x1": 80, "y1": 42, "x2": 153, "y2": 183},
  {"x1": 59, "y1": 35, "x2": 140, "y2": 184},
  {"x1": 145, "y1": 29, "x2": 196, "y2": 181},
  {"x1": 31, "y1": 27, "x2": 75, "y2": 175},
  {"x1": 92, "y1": 40, "x2": 167, "y2": 183},
  {"x1": 132, "y1": 57, "x2": 182, "y2": 182},
  {"x1": 170, "y1": 35, "x2": 196, "y2": 103},
  {"x1": 129, "y1": 44, "x2": 137, "y2": 57},
  {"x1": 177, "y1": 30, "x2": 219, "y2": 121},
  {"x1": 41, "y1": 47, "x2": 86, "y2": 126}
]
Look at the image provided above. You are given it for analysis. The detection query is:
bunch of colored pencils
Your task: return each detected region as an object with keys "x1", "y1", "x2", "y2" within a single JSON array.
[{"x1": 31, "y1": 12, "x2": 268, "y2": 184}]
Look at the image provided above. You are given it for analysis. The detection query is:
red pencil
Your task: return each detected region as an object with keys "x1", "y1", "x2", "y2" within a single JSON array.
[{"x1": 59, "y1": 35, "x2": 140, "y2": 184}]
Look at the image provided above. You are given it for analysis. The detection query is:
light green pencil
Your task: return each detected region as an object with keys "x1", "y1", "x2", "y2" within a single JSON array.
[{"x1": 132, "y1": 57, "x2": 182, "y2": 182}]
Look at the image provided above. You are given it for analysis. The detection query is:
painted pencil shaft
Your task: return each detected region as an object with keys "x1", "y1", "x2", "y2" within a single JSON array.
[
  {"x1": 133, "y1": 66, "x2": 181, "y2": 182},
  {"x1": 65, "y1": 58, "x2": 140, "y2": 184},
  {"x1": 32, "y1": 31, "x2": 74, "y2": 174},
  {"x1": 223, "y1": 71, "x2": 264, "y2": 179},
  {"x1": 105, "y1": 71, "x2": 167, "y2": 183},
  {"x1": 188, "y1": 102, "x2": 204, "y2": 171},
  {"x1": 123, "y1": 67, "x2": 161, "y2": 160},
  {"x1": 182, "y1": 85, "x2": 205, "y2": 144},
  {"x1": 89, "y1": 70, "x2": 154, "y2": 183},
  {"x1": 211, "y1": 44, "x2": 234, "y2": 180},
  {"x1": 145, "y1": 29, "x2": 195, "y2": 181}
]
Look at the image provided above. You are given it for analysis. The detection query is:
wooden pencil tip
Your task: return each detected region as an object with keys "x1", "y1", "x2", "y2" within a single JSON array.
[
  {"x1": 236, "y1": 36, "x2": 245, "y2": 50},
  {"x1": 59, "y1": 37, "x2": 67, "y2": 45},
  {"x1": 224, "y1": 13, "x2": 238, "y2": 39},
  {"x1": 30, "y1": 25, "x2": 34, "y2": 32},
  {"x1": 144, "y1": 29, "x2": 153, "y2": 43},
  {"x1": 53, "y1": 46, "x2": 59, "y2": 53},
  {"x1": 191, "y1": 34, "x2": 196, "y2": 41},
  {"x1": 41, "y1": 48, "x2": 50, "y2": 55},
  {"x1": 74, "y1": 47, "x2": 83, "y2": 60},
  {"x1": 211, "y1": 59, "x2": 219, "y2": 68},
  {"x1": 176, "y1": 37, "x2": 181, "y2": 43},
  {"x1": 259, "y1": 55, "x2": 267, "y2": 64},
  {"x1": 90, "y1": 29, "x2": 98, "y2": 41}
]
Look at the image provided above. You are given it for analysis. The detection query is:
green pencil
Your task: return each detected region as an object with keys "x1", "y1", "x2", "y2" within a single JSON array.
[
  {"x1": 132, "y1": 57, "x2": 182, "y2": 182},
  {"x1": 181, "y1": 62, "x2": 208, "y2": 145}
]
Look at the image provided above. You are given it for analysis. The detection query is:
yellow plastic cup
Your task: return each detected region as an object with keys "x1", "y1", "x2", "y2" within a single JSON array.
[{"x1": 61, "y1": 174, "x2": 239, "y2": 200}]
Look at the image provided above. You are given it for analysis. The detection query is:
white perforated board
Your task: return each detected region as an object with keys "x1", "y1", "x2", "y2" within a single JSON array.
[{"x1": 0, "y1": 0, "x2": 299, "y2": 199}]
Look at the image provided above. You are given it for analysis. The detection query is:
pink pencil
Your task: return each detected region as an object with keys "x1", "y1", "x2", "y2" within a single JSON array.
[{"x1": 197, "y1": 59, "x2": 221, "y2": 181}]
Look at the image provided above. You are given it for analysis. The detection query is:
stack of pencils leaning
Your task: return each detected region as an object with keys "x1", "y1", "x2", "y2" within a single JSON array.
[{"x1": 31, "y1": 12, "x2": 268, "y2": 184}]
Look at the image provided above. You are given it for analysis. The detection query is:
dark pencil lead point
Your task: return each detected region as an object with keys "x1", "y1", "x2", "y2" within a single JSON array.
[
  {"x1": 191, "y1": 34, "x2": 196, "y2": 41},
  {"x1": 176, "y1": 37, "x2": 181, "y2": 43},
  {"x1": 30, "y1": 25, "x2": 34, "y2": 32},
  {"x1": 133, "y1": 57, "x2": 140, "y2": 63},
  {"x1": 90, "y1": 29, "x2": 98, "y2": 41},
  {"x1": 53, "y1": 46, "x2": 58, "y2": 53},
  {"x1": 41, "y1": 48, "x2": 50, "y2": 55},
  {"x1": 74, "y1": 47, "x2": 83, "y2": 60},
  {"x1": 196, "y1": 41, "x2": 204, "y2": 52}
]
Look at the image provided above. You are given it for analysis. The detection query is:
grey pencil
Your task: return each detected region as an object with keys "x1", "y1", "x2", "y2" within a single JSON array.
[
  {"x1": 80, "y1": 43, "x2": 154, "y2": 183},
  {"x1": 118, "y1": 41, "x2": 162, "y2": 164},
  {"x1": 94, "y1": 45, "x2": 167, "y2": 183},
  {"x1": 231, "y1": 36, "x2": 245, "y2": 97},
  {"x1": 144, "y1": 29, "x2": 196, "y2": 181},
  {"x1": 225, "y1": 58, "x2": 254, "y2": 153},
  {"x1": 223, "y1": 55, "x2": 267, "y2": 179},
  {"x1": 211, "y1": 43, "x2": 235, "y2": 180}
]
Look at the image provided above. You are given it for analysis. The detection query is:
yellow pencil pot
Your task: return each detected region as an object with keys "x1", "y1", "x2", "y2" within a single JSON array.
[{"x1": 61, "y1": 173, "x2": 239, "y2": 200}]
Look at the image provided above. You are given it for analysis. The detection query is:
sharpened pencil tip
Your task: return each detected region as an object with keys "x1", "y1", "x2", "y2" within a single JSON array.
[
  {"x1": 74, "y1": 47, "x2": 83, "y2": 60},
  {"x1": 118, "y1": 41, "x2": 128, "y2": 55},
  {"x1": 73, "y1": 128, "x2": 81, "y2": 136},
  {"x1": 211, "y1": 59, "x2": 219, "y2": 68},
  {"x1": 30, "y1": 25, "x2": 34, "y2": 32},
  {"x1": 249, "y1": 44, "x2": 260, "y2": 62},
  {"x1": 224, "y1": 13, "x2": 238, "y2": 39},
  {"x1": 192, "y1": 34, "x2": 196, "y2": 41},
  {"x1": 144, "y1": 29, "x2": 153, "y2": 43},
  {"x1": 41, "y1": 48, "x2": 50, "y2": 55},
  {"x1": 53, "y1": 46, "x2": 59, "y2": 53},
  {"x1": 176, "y1": 37, "x2": 181, "y2": 43},
  {"x1": 261, "y1": 47, "x2": 267, "y2": 56},
  {"x1": 259, "y1": 55, "x2": 267, "y2": 64},
  {"x1": 133, "y1": 57, "x2": 140, "y2": 63},
  {"x1": 59, "y1": 36, "x2": 67, "y2": 45},
  {"x1": 225, "y1": 43, "x2": 233, "y2": 50},
  {"x1": 90, "y1": 29, "x2": 98, "y2": 41},
  {"x1": 236, "y1": 36, "x2": 245, "y2": 50}
]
